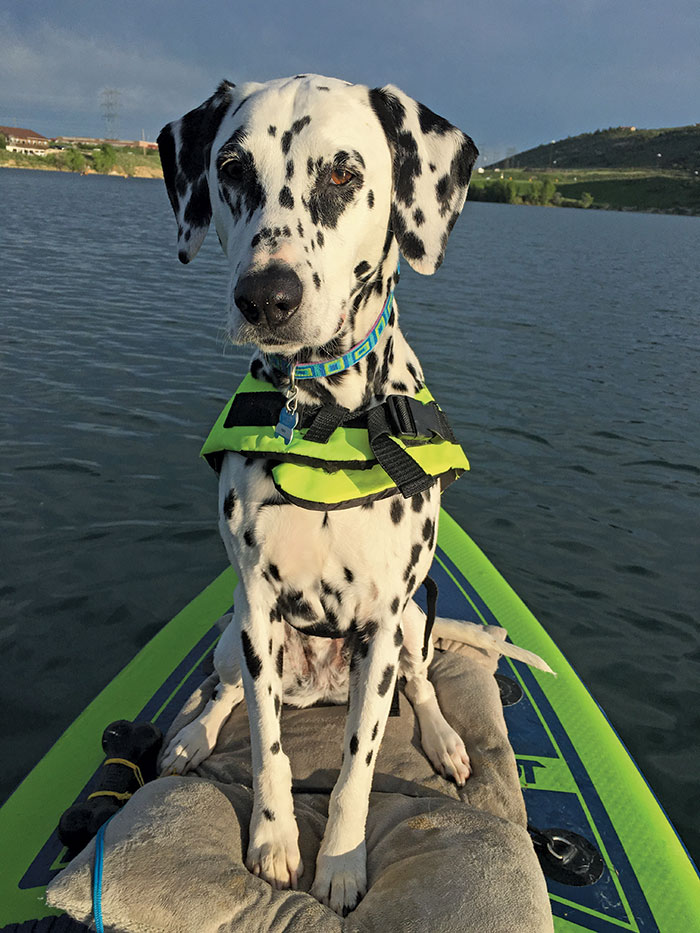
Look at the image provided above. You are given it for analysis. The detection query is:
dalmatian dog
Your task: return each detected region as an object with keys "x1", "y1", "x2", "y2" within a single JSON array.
[{"x1": 157, "y1": 74, "x2": 478, "y2": 915}]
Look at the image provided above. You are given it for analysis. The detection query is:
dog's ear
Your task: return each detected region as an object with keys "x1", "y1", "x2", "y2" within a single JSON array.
[
  {"x1": 369, "y1": 84, "x2": 478, "y2": 275},
  {"x1": 157, "y1": 80, "x2": 236, "y2": 263}
]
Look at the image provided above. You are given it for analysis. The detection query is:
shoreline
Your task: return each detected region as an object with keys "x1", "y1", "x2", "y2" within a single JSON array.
[
  {"x1": 2, "y1": 160, "x2": 697, "y2": 216},
  {"x1": 0, "y1": 160, "x2": 162, "y2": 179}
]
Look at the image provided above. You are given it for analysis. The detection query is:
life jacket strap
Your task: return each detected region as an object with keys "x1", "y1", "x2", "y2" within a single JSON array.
[
  {"x1": 366, "y1": 397, "x2": 458, "y2": 498},
  {"x1": 303, "y1": 404, "x2": 351, "y2": 443},
  {"x1": 422, "y1": 575, "x2": 439, "y2": 660},
  {"x1": 300, "y1": 394, "x2": 459, "y2": 497}
]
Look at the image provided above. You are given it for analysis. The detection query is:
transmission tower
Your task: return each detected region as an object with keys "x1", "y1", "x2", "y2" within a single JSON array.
[{"x1": 100, "y1": 88, "x2": 121, "y2": 140}]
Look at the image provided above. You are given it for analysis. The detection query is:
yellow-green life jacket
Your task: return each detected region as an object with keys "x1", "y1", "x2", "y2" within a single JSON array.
[{"x1": 200, "y1": 372, "x2": 469, "y2": 511}]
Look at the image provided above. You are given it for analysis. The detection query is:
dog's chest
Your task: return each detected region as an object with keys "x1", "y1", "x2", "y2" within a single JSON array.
[{"x1": 218, "y1": 452, "x2": 438, "y2": 704}]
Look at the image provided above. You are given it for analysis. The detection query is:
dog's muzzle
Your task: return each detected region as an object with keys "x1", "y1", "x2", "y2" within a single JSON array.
[{"x1": 234, "y1": 263, "x2": 303, "y2": 328}]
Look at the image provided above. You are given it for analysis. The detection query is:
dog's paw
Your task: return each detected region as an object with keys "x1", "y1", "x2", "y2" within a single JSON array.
[
  {"x1": 246, "y1": 813, "x2": 303, "y2": 890},
  {"x1": 419, "y1": 716, "x2": 471, "y2": 786},
  {"x1": 159, "y1": 720, "x2": 218, "y2": 775},
  {"x1": 311, "y1": 842, "x2": 367, "y2": 916}
]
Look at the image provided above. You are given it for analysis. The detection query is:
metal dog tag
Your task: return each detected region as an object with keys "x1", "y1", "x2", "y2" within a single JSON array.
[{"x1": 274, "y1": 406, "x2": 298, "y2": 445}]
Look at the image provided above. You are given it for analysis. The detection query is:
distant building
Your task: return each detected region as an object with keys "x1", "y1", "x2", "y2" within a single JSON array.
[{"x1": 0, "y1": 126, "x2": 50, "y2": 155}]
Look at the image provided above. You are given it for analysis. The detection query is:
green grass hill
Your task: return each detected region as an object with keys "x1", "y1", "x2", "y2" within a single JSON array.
[{"x1": 489, "y1": 124, "x2": 700, "y2": 172}]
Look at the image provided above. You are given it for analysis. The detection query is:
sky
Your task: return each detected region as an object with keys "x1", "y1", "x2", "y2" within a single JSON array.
[{"x1": 1, "y1": 0, "x2": 698, "y2": 162}]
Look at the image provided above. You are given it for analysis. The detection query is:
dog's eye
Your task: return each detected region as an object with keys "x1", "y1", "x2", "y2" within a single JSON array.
[
  {"x1": 330, "y1": 168, "x2": 354, "y2": 186},
  {"x1": 220, "y1": 157, "x2": 243, "y2": 181}
]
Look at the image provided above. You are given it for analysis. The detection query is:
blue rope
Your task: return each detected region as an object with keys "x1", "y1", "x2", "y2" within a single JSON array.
[{"x1": 92, "y1": 816, "x2": 113, "y2": 932}]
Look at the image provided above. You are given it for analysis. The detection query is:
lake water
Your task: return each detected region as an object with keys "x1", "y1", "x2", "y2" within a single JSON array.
[{"x1": 1, "y1": 167, "x2": 698, "y2": 860}]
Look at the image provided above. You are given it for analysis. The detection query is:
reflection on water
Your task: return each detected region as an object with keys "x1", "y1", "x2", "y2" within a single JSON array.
[{"x1": 1, "y1": 168, "x2": 698, "y2": 859}]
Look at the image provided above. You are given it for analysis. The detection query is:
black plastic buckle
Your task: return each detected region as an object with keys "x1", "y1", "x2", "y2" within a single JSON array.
[{"x1": 385, "y1": 396, "x2": 436, "y2": 441}]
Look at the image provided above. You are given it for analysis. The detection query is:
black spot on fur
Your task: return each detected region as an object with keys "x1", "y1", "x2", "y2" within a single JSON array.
[
  {"x1": 322, "y1": 512, "x2": 329, "y2": 527},
  {"x1": 418, "y1": 104, "x2": 453, "y2": 136},
  {"x1": 406, "y1": 573, "x2": 416, "y2": 593},
  {"x1": 317, "y1": 230, "x2": 324, "y2": 248},
  {"x1": 404, "y1": 544, "x2": 422, "y2": 580},
  {"x1": 367, "y1": 189, "x2": 374, "y2": 209},
  {"x1": 263, "y1": 809, "x2": 275, "y2": 821},
  {"x1": 435, "y1": 174, "x2": 454, "y2": 217},
  {"x1": 391, "y1": 380, "x2": 408, "y2": 392},
  {"x1": 313, "y1": 272, "x2": 321, "y2": 289},
  {"x1": 286, "y1": 159, "x2": 294, "y2": 180},
  {"x1": 369, "y1": 88, "x2": 406, "y2": 142},
  {"x1": 250, "y1": 358, "x2": 264, "y2": 378},
  {"x1": 277, "y1": 589, "x2": 316, "y2": 621},
  {"x1": 279, "y1": 185, "x2": 294, "y2": 209},
  {"x1": 281, "y1": 115, "x2": 311, "y2": 156},
  {"x1": 354, "y1": 260, "x2": 371, "y2": 278},
  {"x1": 268, "y1": 637, "x2": 273, "y2": 654},
  {"x1": 344, "y1": 566, "x2": 354, "y2": 583},
  {"x1": 243, "y1": 529, "x2": 256, "y2": 547},
  {"x1": 241, "y1": 631, "x2": 261, "y2": 679},
  {"x1": 391, "y1": 596, "x2": 400, "y2": 614},
  {"x1": 406, "y1": 361, "x2": 423, "y2": 392},
  {"x1": 366, "y1": 750, "x2": 373, "y2": 766},
  {"x1": 390, "y1": 498, "x2": 404, "y2": 524},
  {"x1": 297, "y1": 219, "x2": 304, "y2": 237},
  {"x1": 371, "y1": 721, "x2": 379, "y2": 741},
  {"x1": 350, "y1": 733, "x2": 359, "y2": 755},
  {"x1": 274, "y1": 694, "x2": 281, "y2": 716},
  {"x1": 270, "y1": 741, "x2": 280, "y2": 754},
  {"x1": 394, "y1": 624, "x2": 404, "y2": 647},
  {"x1": 268, "y1": 125, "x2": 276, "y2": 136},
  {"x1": 378, "y1": 665, "x2": 395, "y2": 697},
  {"x1": 413, "y1": 208, "x2": 425, "y2": 227},
  {"x1": 276, "y1": 645, "x2": 284, "y2": 677},
  {"x1": 268, "y1": 563, "x2": 281, "y2": 581},
  {"x1": 223, "y1": 488, "x2": 237, "y2": 519},
  {"x1": 391, "y1": 207, "x2": 426, "y2": 261},
  {"x1": 307, "y1": 158, "x2": 363, "y2": 229},
  {"x1": 394, "y1": 131, "x2": 422, "y2": 208}
]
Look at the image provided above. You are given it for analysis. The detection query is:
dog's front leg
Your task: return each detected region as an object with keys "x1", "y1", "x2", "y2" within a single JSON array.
[
  {"x1": 311, "y1": 622, "x2": 402, "y2": 915},
  {"x1": 236, "y1": 586, "x2": 303, "y2": 890}
]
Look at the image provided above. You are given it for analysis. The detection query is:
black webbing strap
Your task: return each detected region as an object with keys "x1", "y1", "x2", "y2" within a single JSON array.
[
  {"x1": 366, "y1": 405, "x2": 435, "y2": 497},
  {"x1": 303, "y1": 404, "x2": 351, "y2": 443},
  {"x1": 422, "y1": 575, "x2": 439, "y2": 660}
]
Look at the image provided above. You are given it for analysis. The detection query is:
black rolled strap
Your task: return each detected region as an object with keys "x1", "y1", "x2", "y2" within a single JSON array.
[
  {"x1": 422, "y1": 575, "x2": 439, "y2": 660},
  {"x1": 384, "y1": 396, "x2": 458, "y2": 444}
]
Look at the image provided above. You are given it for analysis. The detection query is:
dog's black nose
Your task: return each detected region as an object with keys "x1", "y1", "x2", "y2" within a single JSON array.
[{"x1": 234, "y1": 264, "x2": 303, "y2": 327}]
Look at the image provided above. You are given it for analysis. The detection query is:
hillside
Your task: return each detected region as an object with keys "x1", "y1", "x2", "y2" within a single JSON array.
[{"x1": 489, "y1": 124, "x2": 700, "y2": 172}]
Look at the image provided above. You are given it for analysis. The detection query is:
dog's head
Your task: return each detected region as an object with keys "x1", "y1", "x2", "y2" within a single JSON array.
[{"x1": 158, "y1": 75, "x2": 477, "y2": 354}]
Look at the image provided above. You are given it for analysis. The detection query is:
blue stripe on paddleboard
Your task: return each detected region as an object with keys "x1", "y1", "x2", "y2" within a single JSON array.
[{"x1": 434, "y1": 544, "x2": 656, "y2": 932}]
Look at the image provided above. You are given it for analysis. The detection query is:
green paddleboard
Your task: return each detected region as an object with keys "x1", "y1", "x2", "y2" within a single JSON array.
[{"x1": 1, "y1": 509, "x2": 698, "y2": 931}]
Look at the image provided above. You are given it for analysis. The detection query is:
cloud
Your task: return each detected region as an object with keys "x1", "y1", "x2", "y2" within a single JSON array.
[{"x1": 0, "y1": 14, "x2": 212, "y2": 135}]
